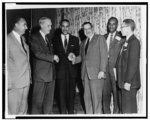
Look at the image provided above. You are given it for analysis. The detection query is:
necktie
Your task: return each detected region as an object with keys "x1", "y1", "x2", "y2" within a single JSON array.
[
  {"x1": 20, "y1": 36, "x2": 27, "y2": 54},
  {"x1": 64, "y1": 35, "x2": 68, "y2": 49},
  {"x1": 109, "y1": 34, "x2": 113, "y2": 49},
  {"x1": 45, "y1": 36, "x2": 49, "y2": 47},
  {"x1": 85, "y1": 38, "x2": 89, "y2": 55}
]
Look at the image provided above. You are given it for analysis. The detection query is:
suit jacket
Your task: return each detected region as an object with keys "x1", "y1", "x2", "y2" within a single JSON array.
[
  {"x1": 30, "y1": 32, "x2": 55, "y2": 82},
  {"x1": 7, "y1": 32, "x2": 31, "y2": 89},
  {"x1": 53, "y1": 34, "x2": 80, "y2": 79},
  {"x1": 104, "y1": 31, "x2": 125, "y2": 76},
  {"x1": 116, "y1": 34, "x2": 141, "y2": 89},
  {"x1": 76, "y1": 34, "x2": 108, "y2": 80}
]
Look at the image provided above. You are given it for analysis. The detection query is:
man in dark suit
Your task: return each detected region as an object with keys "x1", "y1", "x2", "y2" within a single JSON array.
[
  {"x1": 72, "y1": 22, "x2": 108, "y2": 114},
  {"x1": 53, "y1": 19, "x2": 80, "y2": 114},
  {"x1": 102, "y1": 17, "x2": 125, "y2": 114},
  {"x1": 30, "y1": 17, "x2": 59, "y2": 114},
  {"x1": 116, "y1": 19, "x2": 141, "y2": 113},
  {"x1": 7, "y1": 17, "x2": 31, "y2": 114}
]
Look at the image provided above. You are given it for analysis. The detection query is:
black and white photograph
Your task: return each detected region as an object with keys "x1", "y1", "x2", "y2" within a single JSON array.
[{"x1": 1, "y1": 1, "x2": 148, "y2": 119}]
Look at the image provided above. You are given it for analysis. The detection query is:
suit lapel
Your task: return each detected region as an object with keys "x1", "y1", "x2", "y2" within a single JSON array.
[
  {"x1": 85, "y1": 34, "x2": 96, "y2": 56},
  {"x1": 10, "y1": 32, "x2": 27, "y2": 56},
  {"x1": 109, "y1": 32, "x2": 121, "y2": 49},
  {"x1": 38, "y1": 32, "x2": 48, "y2": 48},
  {"x1": 22, "y1": 37, "x2": 30, "y2": 58}
]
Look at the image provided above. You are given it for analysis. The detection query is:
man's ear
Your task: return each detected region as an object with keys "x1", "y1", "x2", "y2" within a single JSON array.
[{"x1": 15, "y1": 23, "x2": 18, "y2": 28}]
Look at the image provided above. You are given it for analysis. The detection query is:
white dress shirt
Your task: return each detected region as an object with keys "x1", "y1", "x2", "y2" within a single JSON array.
[
  {"x1": 61, "y1": 34, "x2": 69, "y2": 48},
  {"x1": 106, "y1": 31, "x2": 116, "y2": 52},
  {"x1": 12, "y1": 30, "x2": 21, "y2": 45}
]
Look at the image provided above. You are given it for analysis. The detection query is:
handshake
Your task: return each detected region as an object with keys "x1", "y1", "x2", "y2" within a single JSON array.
[
  {"x1": 53, "y1": 53, "x2": 76, "y2": 64},
  {"x1": 68, "y1": 53, "x2": 76, "y2": 64}
]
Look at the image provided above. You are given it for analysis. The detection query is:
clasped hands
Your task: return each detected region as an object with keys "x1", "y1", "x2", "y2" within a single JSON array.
[
  {"x1": 53, "y1": 55, "x2": 59, "y2": 63},
  {"x1": 54, "y1": 53, "x2": 76, "y2": 63},
  {"x1": 68, "y1": 52, "x2": 76, "y2": 64}
]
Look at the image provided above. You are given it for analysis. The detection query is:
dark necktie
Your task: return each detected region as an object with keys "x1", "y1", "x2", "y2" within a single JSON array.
[
  {"x1": 85, "y1": 38, "x2": 89, "y2": 55},
  {"x1": 64, "y1": 35, "x2": 68, "y2": 49},
  {"x1": 20, "y1": 36, "x2": 27, "y2": 54},
  {"x1": 45, "y1": 36, "x2": 49, "y2": 47}
]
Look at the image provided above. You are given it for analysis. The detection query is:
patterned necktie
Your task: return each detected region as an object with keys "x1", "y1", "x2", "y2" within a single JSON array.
[
  {"x1": 20, "y1": 36, "x2": 27, "y2": 54},
  {"x1": 109, "y1": 34, "x2": 113, "y2": 49},
  {"x1": 45, "y1": 36, "x2": 49, "y2": 47},
  {"x1": 64, "y1": 35, "x2": 68, "y2": 49},
  {"x1": 85, "y1": 38, "x2": 89, "y2": 55}
]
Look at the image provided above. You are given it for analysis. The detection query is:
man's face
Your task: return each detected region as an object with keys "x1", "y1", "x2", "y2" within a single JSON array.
[
  {"x1": 41, "y1": 19, "x2": 52, "y2": 35},
  {"x1": 108, "y1": 19, "x2": 118, "y2": 33},
  {"x1": 121, "y1": 22, "x2": 130, "y2": 36},
  {"x1": 61, "y1": 21, "x2": 70, "y2": 35},
  {"x1": 15, "y1": 18, "x2": 28, "y2": 35},
  {"x1": 83, "y1": 24, "x2": 93, "y2": 38}
]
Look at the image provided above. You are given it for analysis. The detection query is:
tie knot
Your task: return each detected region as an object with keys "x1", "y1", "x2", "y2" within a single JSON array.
[{"x1": 65, "y1": 35, "x2": 67, "y2": 39}]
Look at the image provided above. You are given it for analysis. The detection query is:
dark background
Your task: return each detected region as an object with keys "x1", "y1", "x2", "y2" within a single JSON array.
[{"x1": 6, "y1": 8, "x2": 57, "y2": 41}]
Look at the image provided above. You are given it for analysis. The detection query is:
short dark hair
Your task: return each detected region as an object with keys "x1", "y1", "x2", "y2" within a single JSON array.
[
  {"x1": 108, "y1": 17, "x2": 118, "y2": 25},
  {"x1": 123, "y1": 19, "x2": 136, "y2": 31},
  {"x1": 60, "y1": 19, "x2": 70, "y2": 26},
  {"x1": 82, "y1": 22, "x2": 93, "y2": 28},
  {"x1": 12, "y1": 17, "x2": 25, "y2": 29}
]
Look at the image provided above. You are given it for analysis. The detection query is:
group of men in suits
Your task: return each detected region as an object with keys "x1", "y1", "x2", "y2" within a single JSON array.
[{"x1": 7, "y1": 16, "x2": 141, "y2": 115}]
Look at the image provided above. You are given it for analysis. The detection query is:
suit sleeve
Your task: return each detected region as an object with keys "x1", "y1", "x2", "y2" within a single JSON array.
[
  {"x1": 99, "y1": 35, "x2": 108, "y2": 72},
  {"x1": 7, "y1": 37, "x2": 12, "y2": 87},
  {"x1": 30, "y1": 36, "x2": 54, "y2": 62},
  {"x1": 75, "y1": 40, "x2": 85, "y2": 64},
  {"x1": 75, "y1": 37, "x2": 80, "y2": 56},
  {"x1": 125, "y1": 39, "x2": 140, "y2": 83}
]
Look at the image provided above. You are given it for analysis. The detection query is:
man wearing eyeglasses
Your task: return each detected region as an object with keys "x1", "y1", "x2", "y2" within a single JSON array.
[
  {"x1": 116, "y1": 19, "x2": 141, "y2": 113},
  {"x1": 70, "y1": 22, "x2": 108, "y2": 114}
]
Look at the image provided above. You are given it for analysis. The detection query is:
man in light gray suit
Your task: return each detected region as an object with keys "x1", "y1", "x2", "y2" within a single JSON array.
[
  {"x1": 69, "y1": 22, "x2": 108, "y2": 114},
  {"x1": 7, "y1": 17, "x2": 31, "y2": 114}
]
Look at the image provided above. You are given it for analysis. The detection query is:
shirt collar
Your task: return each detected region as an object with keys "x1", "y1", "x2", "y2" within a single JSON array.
[
  {"x1": 12, "y1": 30, "x2": 21, "y2": 44},
  {"x1": 109, "y1": 31, "x2": 117, "y2": 38},
  {"x1": 12, "y1": 30, "x2": 21, "y2": 39},
  {"x1": 40, "y1": 30, "x2": 46, "y2": 40},
  {"x1": 61, "y1": 34, "x2": 69, "y2": 40},
  {"x1": 88, "y1": 33, "x2": 94, "y2": 42}
]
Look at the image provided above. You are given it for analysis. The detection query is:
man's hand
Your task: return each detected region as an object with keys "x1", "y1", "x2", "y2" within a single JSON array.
[
  {"x1": 98, "y1": 71, "x2": 106, "y2": 79},
  {"x1": 124, "y1": 82, "x2": 131, "y2": 91},
  {"x1": 54, "y1": 55, "x2": 59, "y2": 63},
  {"x1": 68, "y1": 53, "x2": 76, "y2": 64}
]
